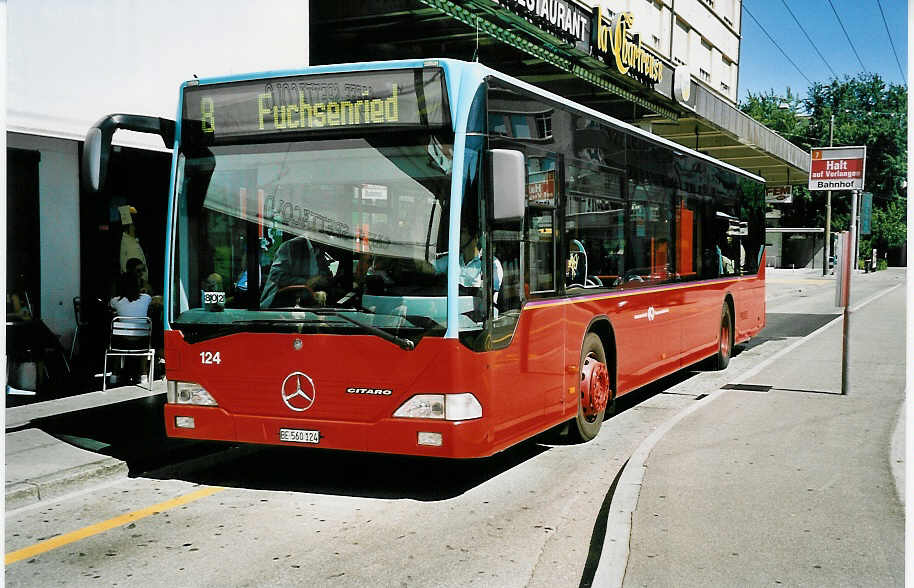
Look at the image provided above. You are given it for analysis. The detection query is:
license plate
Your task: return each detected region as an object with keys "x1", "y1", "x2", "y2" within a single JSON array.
[{"x1": 279, "y1": 428, "x2": 320, "y2": 444}]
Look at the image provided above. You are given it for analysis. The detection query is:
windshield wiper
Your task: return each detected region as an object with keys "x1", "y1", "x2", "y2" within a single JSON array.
[
  {"x1": 241, "y1": 309, "x2": 416, "y2": 351},
  {"x1": 311, "y1": 309, "x2": 416, "y2": 351}
]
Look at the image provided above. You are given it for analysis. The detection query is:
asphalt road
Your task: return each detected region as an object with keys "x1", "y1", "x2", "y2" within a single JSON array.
[{"x1": 5, "y1": 269, "x2": 904, "y2": 587}]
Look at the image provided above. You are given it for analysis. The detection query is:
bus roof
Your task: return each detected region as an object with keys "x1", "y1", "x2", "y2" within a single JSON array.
[{"x1": 186, "y1": 58, "x2": 765, "y2": 185}]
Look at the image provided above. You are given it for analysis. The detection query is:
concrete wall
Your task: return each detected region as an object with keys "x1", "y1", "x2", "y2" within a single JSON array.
[{"x1": 7, "y1": 133, "x2": 81, "y2": 347}]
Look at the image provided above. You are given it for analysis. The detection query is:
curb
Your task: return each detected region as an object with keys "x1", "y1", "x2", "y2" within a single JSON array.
[
  {"x1": 5, "y1": 456, "x2": 128, "y2": 511},
  {"x1": 590, "y1": 390, "x2": 726, "y2": 587}
]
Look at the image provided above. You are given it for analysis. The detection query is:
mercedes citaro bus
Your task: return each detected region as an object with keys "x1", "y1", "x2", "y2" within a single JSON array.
[{"x1": 83, "y1": 59, "x2": 765, "y2": 458}]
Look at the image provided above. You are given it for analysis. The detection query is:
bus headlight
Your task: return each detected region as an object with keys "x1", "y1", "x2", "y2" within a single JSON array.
[
  {"x1": 166, "y1": 380, "x2": 218, "y2": 406},
  {"x1": 393, "y1": 393, "x2": 482, "y2": 421}
]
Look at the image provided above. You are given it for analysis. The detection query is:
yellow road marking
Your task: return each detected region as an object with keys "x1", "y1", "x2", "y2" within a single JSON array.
[{"x1": 5, "y1": 486, "x2": 224, "y2": 565}]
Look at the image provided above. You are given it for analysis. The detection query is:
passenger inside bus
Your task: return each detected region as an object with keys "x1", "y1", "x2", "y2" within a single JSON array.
[
  {"x1": 717, "y1": 236, "x2": 736, "y2": 276},
  {"x1": 433, "y1": 226, "x2": 503, "y2": 294},
  {"x1": 260, "y1": 236, "x2": 333, "y2": 308}
]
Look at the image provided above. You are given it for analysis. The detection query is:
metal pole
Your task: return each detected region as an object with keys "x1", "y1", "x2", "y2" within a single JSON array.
[
  {"x1": 823, "y1": 114, "x2": 834, "y2": 275},
  {"x1": 841, "y1": 189, "x2": 858, "y2": 395}
]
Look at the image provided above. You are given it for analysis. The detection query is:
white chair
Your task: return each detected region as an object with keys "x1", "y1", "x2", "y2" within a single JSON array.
[{"x1": 103, "y1": 316, "x2": 154, "y2": 391}]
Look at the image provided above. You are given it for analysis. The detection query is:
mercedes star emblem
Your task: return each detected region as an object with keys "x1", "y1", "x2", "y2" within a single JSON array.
[{"x1": 281, "y1": 371, "x2": 316, "y2": 412}]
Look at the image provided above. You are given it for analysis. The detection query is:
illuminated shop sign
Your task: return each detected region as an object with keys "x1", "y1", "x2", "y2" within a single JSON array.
[
  {"x1": 182, "y1": 68, "x2": 448, "y2": 146},
  {"x1": 592, "y1": 7, "x2": 663, "y2": 85}
]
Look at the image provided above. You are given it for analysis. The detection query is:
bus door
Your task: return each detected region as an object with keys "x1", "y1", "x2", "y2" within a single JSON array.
[{"x1": 490, "y1": 147, "x2": 565, "y2": 439}]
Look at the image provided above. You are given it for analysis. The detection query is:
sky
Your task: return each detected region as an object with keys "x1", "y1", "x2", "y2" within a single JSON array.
[{"x1": 737, "y1": 0, "x2": 908, "y2": 104}]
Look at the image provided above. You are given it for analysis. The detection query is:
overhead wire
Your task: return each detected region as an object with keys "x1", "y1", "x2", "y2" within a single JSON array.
[
  {"x1": 874, "y1": 0, "x2": 906, "y2": 81},
  {"x1": 824, "y1": 0, "x2": 868, "y2": 73},
  {"x1": 743, "y1": 3, "x2": 812, "y2": 85},
  {"x1": 779, "y1": 0, "x2": 837, "y2": 78}
]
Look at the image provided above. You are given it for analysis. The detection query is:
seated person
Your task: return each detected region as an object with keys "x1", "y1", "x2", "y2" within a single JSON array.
[
  {"x1": 109, "y1": 272, "x2": 153, "y2": 384},
  {"x1": 566, "y1": 239, "x2": 587, "y2": 286},
  {"x1": 110, "y1": 272, "x2": 153, "y2": 319},
  {"x1": 431, "y1": 226, "x2": 503, "y2": 322},
  {"x1": 717, "y1": 239, "x2": 736, "y2": 276},
  {"x1": 260, "y1": 236, "x2": 333, "y2": 308},
  {"x1": 7, "y1": 291, "x2": 32, "y2": 322},
  {"x1": 433, "y1": 226, "x2": 503, "y2": 294}
]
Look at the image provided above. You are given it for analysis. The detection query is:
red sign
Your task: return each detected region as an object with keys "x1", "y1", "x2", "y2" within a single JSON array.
[
  {"x1": 808, "y1": 146, "x2": 866, "y2": 190},
  {"x1": 526, "y1": 170, "x2": 555, "y2": 206},
  {"x1": 810, "y1": 158, "x2": 863, "y2": 180}
]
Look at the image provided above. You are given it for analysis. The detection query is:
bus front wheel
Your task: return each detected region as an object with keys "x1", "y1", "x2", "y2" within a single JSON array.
[
  {"x1": 714, "y1": 303, "x2": 734, "y2": 370},
  {"x1": 573, "y1": 333, "x2": 611, "y2": 442}
]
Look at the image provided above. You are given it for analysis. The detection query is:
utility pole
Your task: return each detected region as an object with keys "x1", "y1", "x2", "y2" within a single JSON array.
[{"x1": 823, "y1": 113, "x2": 834, "y2": 276}]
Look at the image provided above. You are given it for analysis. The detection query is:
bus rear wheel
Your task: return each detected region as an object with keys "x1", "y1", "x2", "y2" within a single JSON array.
[
  {"x1": 714, "y1": 303, "x2": 733, "y2": 370},
  {"x1": 572, "y1": 333, "x2": 611, "y2": 442}
]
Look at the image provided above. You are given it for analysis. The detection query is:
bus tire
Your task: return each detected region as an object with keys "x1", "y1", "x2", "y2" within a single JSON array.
[
  {"x1": 714, "y1": 303, "x2": 733, "y2": 370},
  {"x1": 572, "y1": 333, "x2": 611, "y2": 442}
]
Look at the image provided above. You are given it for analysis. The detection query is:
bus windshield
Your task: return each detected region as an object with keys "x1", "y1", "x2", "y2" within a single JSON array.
[{"x1": 170, "y1": 132, "x2": 453, "y2": 341}]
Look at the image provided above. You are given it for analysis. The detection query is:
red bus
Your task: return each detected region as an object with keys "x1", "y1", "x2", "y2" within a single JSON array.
[{"x1": 83, "y1": 59, "x2": 766, "y2": 458}]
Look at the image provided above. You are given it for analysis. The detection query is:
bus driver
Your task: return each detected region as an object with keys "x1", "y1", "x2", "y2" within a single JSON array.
[{"x1": 260, "y1": 236, "x2": 333, "y2": 308}]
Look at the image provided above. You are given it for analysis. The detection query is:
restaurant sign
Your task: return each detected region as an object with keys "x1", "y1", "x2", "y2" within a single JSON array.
[
  {"x1": 491, "y1": 1, "x2": 666, "y2": 89},
  {"x1": 493, "y1": 0, "x2": 592, "y2": 52},
  {"x1": 592, "y1": 7, "x2": 663, "y2": 85}
]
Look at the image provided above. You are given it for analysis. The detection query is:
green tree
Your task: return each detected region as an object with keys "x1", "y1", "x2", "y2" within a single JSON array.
[
  {"x1": 740, "y1": 87, "x2": 810, "y2": 150},
  {"x1": 740, "y1": 74, "x2": 907, "y2": 258}
]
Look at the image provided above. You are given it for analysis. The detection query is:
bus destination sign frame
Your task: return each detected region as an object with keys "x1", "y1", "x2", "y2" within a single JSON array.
[{"x1": 182, "y1": 67, "x2": 450, "y2": 146}]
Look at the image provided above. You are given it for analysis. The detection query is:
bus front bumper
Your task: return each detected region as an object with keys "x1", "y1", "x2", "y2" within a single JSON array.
[{"x1": 164, "y1": 403, "x2": 493, "y2": 458}]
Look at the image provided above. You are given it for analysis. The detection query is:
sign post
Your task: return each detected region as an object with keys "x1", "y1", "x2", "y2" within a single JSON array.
[
  {"x1": 839, "y1": 190, "x2": 859, "y2": 395},
  {"x1": 811, "y1": 146, "x2": 866, "y2": 396}
]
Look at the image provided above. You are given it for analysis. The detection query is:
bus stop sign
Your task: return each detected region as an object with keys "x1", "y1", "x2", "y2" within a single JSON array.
[{"x1": 809, "y1": 146, "x2": 866, "y2": 191}]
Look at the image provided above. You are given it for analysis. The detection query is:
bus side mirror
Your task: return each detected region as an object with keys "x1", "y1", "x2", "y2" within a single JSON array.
[
  {"x1": 81, "y1": 114, "x2": 176, "y2": 192},
  {"x1": 83, "y1": 127, "x2": 110, "y2": 192},
  {"x1": 489, "y1": 149, "x2": 525, "y2": 220}
]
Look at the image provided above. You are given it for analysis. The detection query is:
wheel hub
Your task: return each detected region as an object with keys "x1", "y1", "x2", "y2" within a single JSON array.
[{"x1": 580, "y1": 355, "x2": 610, "y2": 418}]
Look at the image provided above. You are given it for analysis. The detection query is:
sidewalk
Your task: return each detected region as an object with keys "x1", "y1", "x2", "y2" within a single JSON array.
[
  {"x1": 622, "y1": 280, "x2": 906, "y2": 585},
  {"x1": 5, "y1": 380, "x2": 165, "y2": 511}
]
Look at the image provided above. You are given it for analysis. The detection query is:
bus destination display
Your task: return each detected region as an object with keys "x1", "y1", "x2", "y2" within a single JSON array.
[{"x1": 183, "y1": 68, "x2": 448, "y2": 145}]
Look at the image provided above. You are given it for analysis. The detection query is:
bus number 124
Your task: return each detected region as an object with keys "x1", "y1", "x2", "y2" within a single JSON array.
[{"x1": 200, "y1": 351, "x2": 222, "y2": 365}]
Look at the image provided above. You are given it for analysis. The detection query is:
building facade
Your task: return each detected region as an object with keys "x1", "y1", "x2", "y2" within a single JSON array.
[{"x1": 616, "y1": 0, "x2": 741, "y2": 104}]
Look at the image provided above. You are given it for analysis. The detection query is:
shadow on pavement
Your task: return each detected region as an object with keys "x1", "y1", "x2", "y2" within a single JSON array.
[
  {"x1": 143, "y1": 439, "x2": 551, "y2": 501},
  {"x1": 15, "y1": 394, "x2": 230, "y2": 475}
]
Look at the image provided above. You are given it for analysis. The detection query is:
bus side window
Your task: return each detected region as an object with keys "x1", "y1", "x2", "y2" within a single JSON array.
[
  {"x1": 564, "y1": 156, "x2": 624, "y2": 289},
  {"x1": 626, "y1": 138, "x2": 675, "y2": 286}
]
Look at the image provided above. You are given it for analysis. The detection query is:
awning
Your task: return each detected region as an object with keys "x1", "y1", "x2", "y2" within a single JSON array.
[{"x1": 637, "y1": 84, "x2": 810, "y2": 186}]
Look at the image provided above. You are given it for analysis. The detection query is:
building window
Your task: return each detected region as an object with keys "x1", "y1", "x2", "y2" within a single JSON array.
[
  {"x1": 535, "y1": 112, "x2": 553, "y2": 140},
  {"x1": 699, "y1": 68, "x2": 711, "y2": 82}
]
